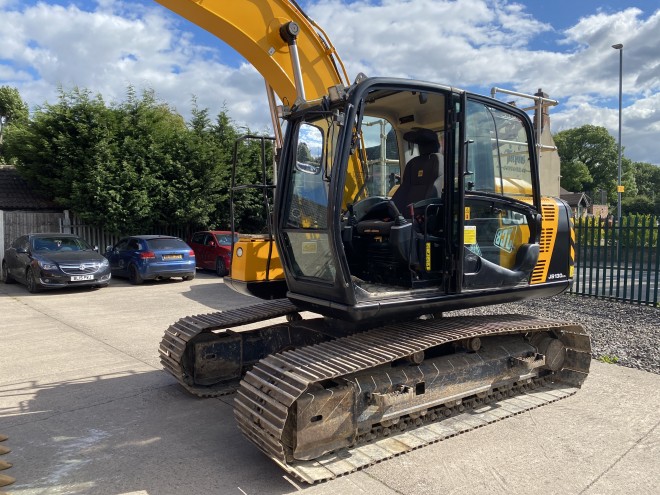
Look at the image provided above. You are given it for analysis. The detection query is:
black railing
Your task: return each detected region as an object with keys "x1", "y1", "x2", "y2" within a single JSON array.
[{"x1": 571, "y1": 215, "x2": 659, "y2": 305}]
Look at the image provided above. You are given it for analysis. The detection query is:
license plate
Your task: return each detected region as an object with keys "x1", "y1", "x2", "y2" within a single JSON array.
[
  {"x1": 162, "y1": 254, "x2": 183, "y2": 260},
  {"x1": 71, "y1": 275, "x2": 94, "y2": 281}
]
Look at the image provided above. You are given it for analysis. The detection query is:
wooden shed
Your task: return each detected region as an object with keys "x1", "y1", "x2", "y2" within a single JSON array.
[{"x1": 0, "y1": 165, "x2": 64, "y2": 260}]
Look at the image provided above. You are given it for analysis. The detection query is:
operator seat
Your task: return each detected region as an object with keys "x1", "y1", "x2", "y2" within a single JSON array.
[
  {"x1": 352, "y1": 129, "x2": 445, "y2": 277},
  {"x1": 391, "y1": 128, "x2": 443, "y2": 215},
  {"x1": 355, "y1": 128, "x2": 443, "y2": 236}
]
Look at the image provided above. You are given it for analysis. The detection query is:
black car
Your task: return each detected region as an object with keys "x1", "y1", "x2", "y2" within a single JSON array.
[{"x1": 1, "y1": 233, "x2": 111, "y2": 293}]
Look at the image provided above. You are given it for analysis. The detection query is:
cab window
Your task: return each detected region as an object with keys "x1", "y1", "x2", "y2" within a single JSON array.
[
  {"x1": 286, "y1": 122, "x2": 329, "y2": 230},
  {"x1": 360, "y1": 116, "x2": 400, "y2": 197},
  {"x1": 465, "y1": 100, "x2": 533, "y2": 201},
  {"x1": 283, "y1": 121, "x2": 335, "y2": 282}
]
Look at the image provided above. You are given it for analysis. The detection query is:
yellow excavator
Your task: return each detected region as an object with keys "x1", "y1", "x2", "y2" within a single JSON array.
[{"x1": 156, "y1": 0, "x2": 590, "y2": 483}]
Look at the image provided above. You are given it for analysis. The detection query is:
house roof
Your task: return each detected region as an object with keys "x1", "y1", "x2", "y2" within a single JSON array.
[
  {"x1": 560, "y1": 191, "x2": 590, "y2": 208},
  {"x1": 0, "y1": 165, "x2": 61, "y2": 210}
]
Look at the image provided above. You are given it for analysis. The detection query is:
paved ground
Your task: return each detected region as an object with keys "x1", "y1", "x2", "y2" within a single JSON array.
[{"x1": 0, "y1": 273, "x2": 658, "y2": 495}]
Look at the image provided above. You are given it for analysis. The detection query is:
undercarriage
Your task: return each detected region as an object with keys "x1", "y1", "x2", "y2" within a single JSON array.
[{"x1": 160, "y1": 301, "x2": 590, "y2": 483}]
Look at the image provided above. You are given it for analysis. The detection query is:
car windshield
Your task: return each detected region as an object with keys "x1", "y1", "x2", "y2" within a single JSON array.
[
  {"x1": 32, "y1": 236, "x2": 92, "y2": 252},
  {"x1": 146, "y1": 238, "x2": 189, "y2": 251},
  {"x1": 214, "y1": 234, "x2": 239, "y2": 246}
]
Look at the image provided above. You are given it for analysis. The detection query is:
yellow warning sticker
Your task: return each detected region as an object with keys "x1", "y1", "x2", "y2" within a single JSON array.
[
  {"x1": 464, "y1": 225, "x2": 477, "y2": 245},
  {"x1": 425, "y1": 242, "x2": 431, "y2": 271}
]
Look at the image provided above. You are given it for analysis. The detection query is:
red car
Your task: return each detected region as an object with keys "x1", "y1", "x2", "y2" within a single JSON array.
[{"x1": 188, "y1": 230, "x2": 238, "y2": 276}]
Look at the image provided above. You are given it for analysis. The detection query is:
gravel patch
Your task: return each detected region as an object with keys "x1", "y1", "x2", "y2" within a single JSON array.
[{"x1": 446, "y1": 293, "x2": 660, "y2": 375}]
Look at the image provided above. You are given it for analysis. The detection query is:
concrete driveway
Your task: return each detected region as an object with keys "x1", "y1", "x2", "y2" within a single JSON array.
[{"x1": 1, "y1": 273, "x2": 658, "y2": 494}]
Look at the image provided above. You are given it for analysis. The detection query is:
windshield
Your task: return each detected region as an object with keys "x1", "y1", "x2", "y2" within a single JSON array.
[
  {"x1": 146, "y1": 238, "x2": 190, "y2": 251},
  {"x1": 215, "y1": 233, "x2": 239, "y2": 246},
  {"x1": 352, "y1": 90, "x2": 447, "y2": 207},
  {"x1": 32, "y1": 236, "x2": 93, "y2": 252}
]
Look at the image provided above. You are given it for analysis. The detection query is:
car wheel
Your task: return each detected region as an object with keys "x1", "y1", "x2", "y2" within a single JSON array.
[
  {"x1": 128, "y1": 264, "x2": 144, "y2": 285},
  {"x1": 1, "y1": 262, "x2": 15, "y2": 284},
  {"x1": 26, "y1": 268, "x2": 41, "y2": 293},
  {"x1": 182, "y1": 273, "x2": 195, "y2": 281},
  {"x1": 215, "y1": 257, "x2": 227, "y2": 277}
]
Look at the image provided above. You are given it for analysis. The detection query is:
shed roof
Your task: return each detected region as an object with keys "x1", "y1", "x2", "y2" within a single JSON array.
[{"x1": 0, "y1": 165, "x2": 61, "y2": 210}]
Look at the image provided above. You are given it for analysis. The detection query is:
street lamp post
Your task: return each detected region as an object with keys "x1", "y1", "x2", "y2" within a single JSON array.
[{"x1": 612, "y1": 43, "x2": 623, "y2": 221}]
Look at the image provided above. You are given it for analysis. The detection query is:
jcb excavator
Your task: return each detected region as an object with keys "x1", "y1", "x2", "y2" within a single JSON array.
[{"x1": 156, "y1": 0, "x2": 590, "y2": 483}]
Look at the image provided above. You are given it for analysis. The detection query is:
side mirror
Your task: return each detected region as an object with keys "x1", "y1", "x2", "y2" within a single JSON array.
[
  {"x1": 105, "y1": 245, "x2": 113, "y2": 254},
  {"x1": 513, "y1": 244, "x2": 540, "y2": 273},
  {"x1": 93, "y1": 245, "x2": 99, "y2": 252},
  {"x1": 209, "y1": 241, "x2": 216, "y2": 247}
]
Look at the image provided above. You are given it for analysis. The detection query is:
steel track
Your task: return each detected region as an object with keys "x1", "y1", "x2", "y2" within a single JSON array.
[
  {"x1": 233, "y1": 314, "x2": 591, "y2": 483},
  {"x1": 158, "y1": 299, "x2": 299, "y2": 396}
]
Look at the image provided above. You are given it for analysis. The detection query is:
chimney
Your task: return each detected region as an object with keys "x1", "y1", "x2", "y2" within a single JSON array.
[{"x1": 534, "y1": 88, "x2": 551, "y2": 132}]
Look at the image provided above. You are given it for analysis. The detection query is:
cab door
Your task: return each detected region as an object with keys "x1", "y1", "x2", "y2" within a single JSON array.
[{"x1": 460, "y1": 97, "x2": 542, "y2": 291}]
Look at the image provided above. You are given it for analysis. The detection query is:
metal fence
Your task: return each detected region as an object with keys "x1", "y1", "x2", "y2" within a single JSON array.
[
  {"x1": 571, "y1": 215, "x2": 659, "y2": 306},
  {"x1": 55, "y1": 211, "x2": 659, "y2": 306},
  {"x1": 59, "y1": 212, "x2": 204, "y2": 252}
]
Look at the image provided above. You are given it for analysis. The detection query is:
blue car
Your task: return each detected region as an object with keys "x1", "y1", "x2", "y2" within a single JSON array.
[{"x1": 105, "y1": 235, "x2": 196, "y2": 285}]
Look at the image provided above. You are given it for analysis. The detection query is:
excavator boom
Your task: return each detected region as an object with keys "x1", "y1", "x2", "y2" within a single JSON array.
[{"x1": 155, "y1": 0, "x2": 348, "y2": 107}]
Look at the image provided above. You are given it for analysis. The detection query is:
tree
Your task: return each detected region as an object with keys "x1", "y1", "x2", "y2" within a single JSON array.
[
  {"x1": 621, "y1": 195, "x2": 656, "y2": 216},
  {"x1": 617, "y1": 156, "x2": 638, "y2": 203},
  {"x1": 554, "y1": 125, "x2": 618, "y2": 198},
  {"x1": 632, "y1": 162, "x2": 660, "y2": 201},
  {"x1": 2, "y1": 85, "x2": 273, "y2": 234},
  {"x1": 297, "y1": 142, "x2": 313, "y2": 163},
  {"x1": 558, "y1": 159, "x2": 592, "y2": 192},
  {"x1": 209, "y1": 110, "x2": 274, "y2": 233},
  {"x1": 3, "y1": 87, "x2": 116, "y2": 210},
  {"x1": 0, "y1": 86, "x2": 29, "y2": 149}
]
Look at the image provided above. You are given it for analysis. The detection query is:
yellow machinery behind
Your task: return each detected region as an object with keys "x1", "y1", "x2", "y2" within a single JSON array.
[{"x1": 156, "y1": 0, "x2": 590, "y2": 483}]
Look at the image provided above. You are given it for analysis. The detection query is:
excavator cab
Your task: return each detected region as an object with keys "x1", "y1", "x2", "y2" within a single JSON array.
[{"x1": 275, "y1": 78, "x2": 552, "y2": 322}]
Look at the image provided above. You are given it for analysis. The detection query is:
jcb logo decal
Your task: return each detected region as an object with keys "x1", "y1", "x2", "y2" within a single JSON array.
[{"x1": 494, "y1": 227, "x2": 516, "y2": 253}]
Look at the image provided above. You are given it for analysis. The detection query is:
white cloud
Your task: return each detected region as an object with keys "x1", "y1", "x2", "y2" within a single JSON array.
[
  {"x1": 0, "y1": 0, "x2": 659, "y2": 164},
  {"x1": 0, "y1": 1, "x2": 268, "y2": 127},
  {"x1": 307, "y1": 1, "x2": 660, "y2": 163}
]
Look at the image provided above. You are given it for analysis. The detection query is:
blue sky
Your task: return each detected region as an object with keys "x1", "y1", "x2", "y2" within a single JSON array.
[{"x1": 1, "y1": 0, "x2": 659, "y2": 165}]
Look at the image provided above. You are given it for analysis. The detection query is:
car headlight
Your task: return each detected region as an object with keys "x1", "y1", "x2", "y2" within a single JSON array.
[
  {"x1": 38, "y1": 260, "x2": 58, "y2": 271},
  {"x1": 100, "y1": 259, "x2": 110, "y2": 268}
]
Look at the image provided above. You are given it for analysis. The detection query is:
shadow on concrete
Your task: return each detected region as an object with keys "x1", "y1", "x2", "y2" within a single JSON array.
[
  {"x1": 1, "y1": 369, "x2": 302, "y2": 495},
  {"x1": 180, "y1": 273, "x2": 257, "y2": 312}
]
